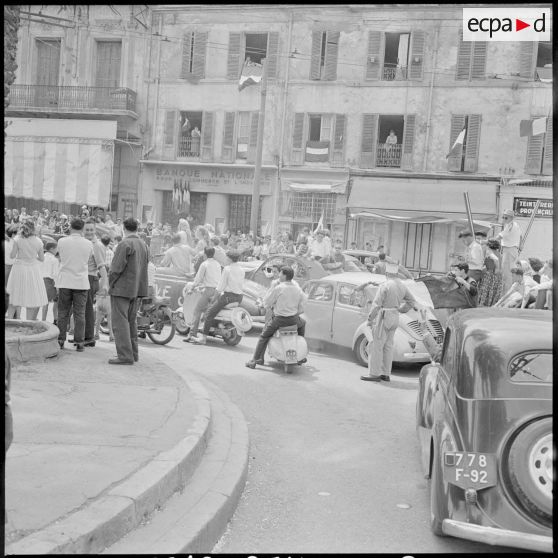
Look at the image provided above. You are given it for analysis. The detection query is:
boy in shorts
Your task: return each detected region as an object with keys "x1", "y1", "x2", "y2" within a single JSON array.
[{"x1": 41, "y1": 241, "x2": 59, "y2": 324}]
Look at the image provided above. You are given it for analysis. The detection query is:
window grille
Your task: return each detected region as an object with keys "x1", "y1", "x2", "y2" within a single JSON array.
[
  {"x1": 288, "y1": 192, "x2": 336, "y2": 224},
  {"x1": 228, "y1": 195, "x2": 263, "y2": 234}
]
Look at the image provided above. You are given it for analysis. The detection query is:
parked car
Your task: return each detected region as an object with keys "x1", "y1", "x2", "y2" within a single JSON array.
[
  {"x1": 342, "y1": 249, "x2": 414, "y2": 279},
  {"x1": 300, "y1": 272, "x2": 442, "y2": 367},
  {"x1": 416, "y1": 308, "x2": 552, "y2": 552}
]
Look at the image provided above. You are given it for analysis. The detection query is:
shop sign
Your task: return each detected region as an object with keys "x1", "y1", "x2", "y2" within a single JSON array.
[{"x1": 513, "y1": 197, "x2": 553, "y2": 218}]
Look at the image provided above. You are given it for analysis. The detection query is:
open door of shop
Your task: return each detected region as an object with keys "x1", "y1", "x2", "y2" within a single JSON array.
[{"x1": 404, "y1": 222, "x2": 432, "y2": 276}]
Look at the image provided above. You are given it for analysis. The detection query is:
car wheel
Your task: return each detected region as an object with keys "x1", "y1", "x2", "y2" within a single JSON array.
[
  {"x1": 507, "y1": 418, "x2": 553, "y2": 522},
  {"x1": 353, "y1": 334, "x2": 369, "y2": 367},
  {"x1": 430, "y1": 438, "x2": 449, "y2": 536}
]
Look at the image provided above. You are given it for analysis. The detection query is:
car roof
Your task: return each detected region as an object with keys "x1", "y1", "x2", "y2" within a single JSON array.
[
  {"x1": 343, "y1": 250, "x2": 379, "y2": 257},
  {"x1": 306, "y1": 272, "x2": 386, "y2": 286}
]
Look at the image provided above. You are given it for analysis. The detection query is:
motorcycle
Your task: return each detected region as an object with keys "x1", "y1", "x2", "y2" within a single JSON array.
[
  {"x1": 267, "y1": 324, "x2": 309, "y2": 373},
  {"x1": 182, "y1": 284, "x2": 252, "y2": 346},
  {"x1": 100, "y1": 295, "x2": 176, "y2": 345}
]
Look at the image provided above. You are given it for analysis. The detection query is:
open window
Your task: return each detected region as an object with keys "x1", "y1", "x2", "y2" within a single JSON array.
[
  {"x1": 310, "y1": 31, "x2": 340, "y2": 81},
  {"x1": 244, "y1": 33, "x2": 268, "y2": 64},
  {"x1": 178, "y1": 111, "x2": 203, "y2": 158},
  {"x1": 383, "y1": 33, "x2": 410, "y2": 80},
  {"x1": 376, "y1": 115, "x2": 405, "y2": 167},
  {"x1": 227, "y1": 32, "x2": 279, "y2": 79}
]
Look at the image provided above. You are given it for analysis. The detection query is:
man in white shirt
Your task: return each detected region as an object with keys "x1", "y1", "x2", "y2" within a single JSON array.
[
  {"x1": 211, "y1": 236, "x2": 229, "y2": 267},
  {"x1": 193, "y1": 250, "x2": 246, "y2": 345},
  {"x1": 497, "y1": 209, "x2": 522, "y2": 292},
  {"x1": 308, "y1": 230, "x2": 329, "y2": 260},
  {"x1": 185, "y1": 247, "x2": 222, "y2": 343},
  {"x1": 459, "y1": 231, "x2": 484, "y2": 283},
  {"x1": 56, "y1": 218, "x2": 93, "y2": 351},
  {"x1": 161, "y1": 234, "x2": 196, "y2": 276}
]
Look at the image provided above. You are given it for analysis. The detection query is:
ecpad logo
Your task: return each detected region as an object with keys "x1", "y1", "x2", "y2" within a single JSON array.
[{"x1": 463, "y1": 8, "x2": 551, "y2": 41}]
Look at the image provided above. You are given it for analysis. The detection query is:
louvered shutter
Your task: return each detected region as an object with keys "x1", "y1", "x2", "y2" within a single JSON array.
[
  {"x1": 525, "y1": 130, "x2": 544, "y2": 175},
  {"x1": 320, "y1": 114, "x2": 332, "y2": 142},
  {"x1": 324, "y1": 31, "x2": 339, "y2": 81},
  {"x1": 247, "y1": 112, "x2": 260, "y2": 164},
  {"x1": 291, "y1": 113, "x2": 305, "y2": 165},
  {"x1": 222, "y1": 112, "x2": 236, "y2": 163},
  {"x1": 401, "y1": 114, "x2": 416, "y2": 170},
  {"x1": 332, "y1": 113, "x2": 346, "y2": 166},
  {"x1": 200, "y1": 111, "x2": 214, "y2": 161},
  {"x1": 519, "y1": 42, "x2": 537, "y2": 79},
  {"x1": 542, "y1": 118, "x2": 552, "y2": 175},
  {"x1": 463, "y1": 114, "x2": 481, "y2": 172},
  {"x1": 180, "y1": 32, "x2": 193, "y2": 78},
  {"x1": 447, "y1": 114, "x2": 466, "y2": 171},
  {"x1": 455, "y1": 29, "x2": 472, "y2": 80},
  {"x1": 227, "y1": 32, "x2": 242, "y2": 80},
  {"x1": 360, "y1": 114, "x2": 378, "y2": 168},
  {"x1": 163, "y1": 110, "x2": 178, "y2": 159},
  {"x1": 192, "y1": 32, "x2": 207, "y2": 78},
  {"x1": 408, "y1": 31, "x2": 425, "y2": 80},
  {"x1": 470, "y1": 42, "x2": 487, "y2": 80},
  {"x1": 310, "y1": 31, "x2": 322, "y2": 80},
  {"x1": 366, "y1": 31, "x2": 382, "y2": 80},
  {"x1": 266, "y1": 32, "x2": 279, "y2": 78}
]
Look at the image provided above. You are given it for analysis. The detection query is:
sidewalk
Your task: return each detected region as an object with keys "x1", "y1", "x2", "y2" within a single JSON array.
[{"x1": 4, "y1": 341, "x2": 210, "y2": 554}]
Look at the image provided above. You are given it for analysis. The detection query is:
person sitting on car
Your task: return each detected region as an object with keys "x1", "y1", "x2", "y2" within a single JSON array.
[
  {"x1": 493, "y1": 266, "x2": 538, "y2": 309},
  {"x1": 308, "y1": 230, "x2": 329, "y2": 260},
  {"x1": 447, "y1": 262, "x2": 478, "y2": 309},
  {"x1": 160, "y1": 233, "x2": 196, "y2": 276},
  {"x1": 373, "y1": 253, "x2": 387, "y2": 275},
  {"x1": 319, "y1": 241, "x2": 345, "y2": 271}
]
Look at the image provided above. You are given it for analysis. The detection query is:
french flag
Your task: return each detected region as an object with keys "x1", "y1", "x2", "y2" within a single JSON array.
[
  {"x1": 239, "y1": 60, "x2": 263, "y2": 91},
  {"x1": 446, "y1": 127, "x2": 466, "y2": 159}
]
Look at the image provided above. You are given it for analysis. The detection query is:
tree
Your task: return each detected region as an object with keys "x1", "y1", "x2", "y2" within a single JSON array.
[{"x1": 4, "y1": 5, "x2": 21, "y2": 135}]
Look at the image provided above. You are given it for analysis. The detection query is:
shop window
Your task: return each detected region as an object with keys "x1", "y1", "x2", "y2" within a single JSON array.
[
  {"x1": 178, "y1": 111, "x2": 202, "y2": 158},
  {"x1": 288, "y1": 192, "x2": 336, "y2": 229},
  {"x1": 404, "y1": 222, "x2": 432, "y2": 271},
  {"x1": 228, "y1": 195, "x2": 263, "y2": 234},
  {"x1": 189, "y1": 193, "x2": 207, "y2": 227}
]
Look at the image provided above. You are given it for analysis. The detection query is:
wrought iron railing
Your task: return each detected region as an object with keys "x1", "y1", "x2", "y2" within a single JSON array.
[
  {"x1": 177, "y1": 136, "x2": 201, "y2": 158},
  {"x1": 7, "y1": 85, "x2": 137, "y2": 112},
  {"x1": 376, "y1": 143, "x2": 402, "y2": 167},
  {"x1": 382, "y1": 64, "x2": 408, "y2": 81}
]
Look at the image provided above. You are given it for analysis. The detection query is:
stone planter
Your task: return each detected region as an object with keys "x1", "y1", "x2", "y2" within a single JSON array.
[{"x1": 5, "y1": 320, "x2": 60, "y2": 363}]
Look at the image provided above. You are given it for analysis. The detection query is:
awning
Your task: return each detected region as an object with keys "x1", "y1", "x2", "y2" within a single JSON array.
[
  {"x1": 350, "y1": 209, "x2": 496, "y2": 228},
  {"x1": 4, "y1": 118, "x2": 116, "y2": 207},
  {"x1": 508, "y1": 177, "x2": 553, "y2": 187},
  {"x1": 281, "y1": 167, "x2": 349, "y2": 194},
  {"x1": 287, "y1": 182, "x2": 346, "y2": 193}
]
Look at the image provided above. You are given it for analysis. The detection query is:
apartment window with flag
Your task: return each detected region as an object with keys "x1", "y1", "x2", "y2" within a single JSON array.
[
  {"x1": 524, "y1": 116, "x2": 552, "y2": 175},
  {"x1": 180, "y1": 32, "x2": 208, "y2": 79},
  {"x1": 520, "y1": 41, "x2": 552, "y2": 81},
  {"x1": 163, "y1": 110, "x2": 214, "y2": 161},
  {"x1": 447, "y1": 114, "x2": 482, "y2": 172},
  {"x1": 365, "y1": 31, "x2": 425, "y2": 81},
  {"x1": 290, "y1": 113, "x2": 346, "y2": 166},
  {"x1": 310, "y1": 31, "x2": 339, "y2": 81},
  {"x1": 227, "y1": 32, "x2": 279, "y2": 80},
  {"x1": 359, "y1": 114, "x2": 416, "y2": 170},
  {"x1": 455, "y1": 29, "x2": 487, "y2": 81}
]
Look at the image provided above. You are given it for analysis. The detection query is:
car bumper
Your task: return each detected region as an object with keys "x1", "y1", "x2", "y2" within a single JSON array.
[
  {"x1": 402, "y1": 351, "x2": 430, "y2": 361},
  {"x1": 442, "y1": 519, "x2": 553, "y2": 553}
]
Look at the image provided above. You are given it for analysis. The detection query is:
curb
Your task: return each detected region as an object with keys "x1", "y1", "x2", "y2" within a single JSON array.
[{"x1": 5, "y1": 363, "x2": 212, "y2": 556}]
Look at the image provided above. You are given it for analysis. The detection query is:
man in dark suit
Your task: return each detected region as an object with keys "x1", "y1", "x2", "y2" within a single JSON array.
[{"x1": 108, "y1": 217, "x2": 149, "y2": 365}]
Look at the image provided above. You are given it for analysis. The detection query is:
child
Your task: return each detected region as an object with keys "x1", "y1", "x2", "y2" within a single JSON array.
[
  {"x1": 41, "y1": 241, "x2": 59, "y2": 324},
  {"x1": 95, "y1": 284, "x2": 114, "y2": 342}
]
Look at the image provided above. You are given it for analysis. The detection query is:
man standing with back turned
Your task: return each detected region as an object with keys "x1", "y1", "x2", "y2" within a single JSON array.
[{"x1": 109, "y1": 218, "x2": 149, "y2": 365}]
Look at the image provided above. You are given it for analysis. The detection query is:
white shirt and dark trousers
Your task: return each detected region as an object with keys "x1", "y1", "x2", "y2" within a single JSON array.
[
  {"x1": 498, "y1": 220, "x2": 522, "y2": 292},
  {"x1": 188, "y1": 258, "x2": 222, "y2": 337}
]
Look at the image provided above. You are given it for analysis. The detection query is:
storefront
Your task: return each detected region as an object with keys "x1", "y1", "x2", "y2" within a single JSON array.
[
  {"x1": 346, "y1": 174, "x2": 499, "y2": 274},
  {"x1": 139, "y1": 162, "x2": 277, "y2": 233}
]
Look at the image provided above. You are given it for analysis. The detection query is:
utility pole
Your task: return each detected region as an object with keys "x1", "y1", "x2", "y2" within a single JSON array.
[{"x1": 250, "y1": 58, "x2": 268, "y2": 236}]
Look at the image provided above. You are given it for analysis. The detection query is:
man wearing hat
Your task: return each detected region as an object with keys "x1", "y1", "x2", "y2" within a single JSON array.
[
  {"x1": 361, "y1": 262, "x2": 421, "y2": 383},
  {"x1": 497, "y1": 209, "x2": 522, "y2": 292},
  {"x1": 459, "y1": 230, "x2": 484, "y2": 283}
]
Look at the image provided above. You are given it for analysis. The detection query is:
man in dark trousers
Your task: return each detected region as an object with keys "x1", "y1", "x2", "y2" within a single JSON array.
[{"x1": 109, "y1": 218, "x2": 149, "y2": 365}]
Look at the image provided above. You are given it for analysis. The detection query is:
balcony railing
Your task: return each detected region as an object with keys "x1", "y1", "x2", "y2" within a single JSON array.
[
  {"x1": 178, "y1": 135, "x2": 200, "y2": 158},
  {"x1": 382, "y1": 64, "x2": 408, "y2": 81},
  {"x1": 7, "y1": 85, "x2": 137, "y2": 113},
  {"x1": 376, "y1": 143, "x2": 402, "y2": 167}
]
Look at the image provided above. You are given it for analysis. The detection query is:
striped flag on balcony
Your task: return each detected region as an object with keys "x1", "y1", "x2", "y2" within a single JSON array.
[
  {"x1": 519, "y1": 117, "x2": 547, "y2": 137},
  {"x1": 239, "y1": 60, "x2": 263, "y2": 91},
  {"x1": 305, "y1": 141, "x2": 330, "y2": 162},
  {"x1": 446, "y1": 127, "x2": 466, "y2": 159}
]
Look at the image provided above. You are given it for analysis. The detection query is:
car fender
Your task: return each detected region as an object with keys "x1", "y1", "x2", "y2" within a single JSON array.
[{"x1": 352, "y1": 321, "x2": 372, "y2": 350}]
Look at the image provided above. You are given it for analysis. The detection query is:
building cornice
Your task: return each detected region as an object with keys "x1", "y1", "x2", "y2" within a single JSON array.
[{"x1": 348, "y1": 168, "x2": 501, "y2": 181}]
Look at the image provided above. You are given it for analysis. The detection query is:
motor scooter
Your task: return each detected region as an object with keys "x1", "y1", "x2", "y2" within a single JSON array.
[
  {"x1": 182, "y1": 284, "x2": 252, "y2": 345},
  {"x1": 266, "y1": 324, "x2": 308, "y2": 373}
]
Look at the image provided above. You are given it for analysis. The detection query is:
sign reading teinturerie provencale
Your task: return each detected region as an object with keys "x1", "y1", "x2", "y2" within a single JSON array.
[{"x1": 513, "y1": 197, "x2": 553, "y2": 218}]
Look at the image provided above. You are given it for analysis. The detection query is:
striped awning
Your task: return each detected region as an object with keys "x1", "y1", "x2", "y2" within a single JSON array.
[{"x1": 4, "y1": 118, "x2": 116, "y2": 207}]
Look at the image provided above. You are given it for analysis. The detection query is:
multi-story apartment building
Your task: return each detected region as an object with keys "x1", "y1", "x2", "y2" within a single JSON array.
[
  {"x1": 141, "y1": 4, "x2": 552, "y2": 270},
  {"x1": 5, "y1": 5, "x2": 151, "y2": 217}
]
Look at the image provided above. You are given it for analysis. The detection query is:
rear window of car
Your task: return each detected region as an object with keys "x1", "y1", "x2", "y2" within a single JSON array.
[{"x1": 509, "y1": 352, "x2": 553, "y2": 384}]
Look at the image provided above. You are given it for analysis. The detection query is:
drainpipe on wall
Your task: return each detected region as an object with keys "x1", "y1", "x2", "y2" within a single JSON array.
[{"x1": 422, "y1": 23, "x2": 440, "y2": 172}]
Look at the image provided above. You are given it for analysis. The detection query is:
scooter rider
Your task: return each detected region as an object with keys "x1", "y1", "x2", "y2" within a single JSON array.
[{"x1": 246, "y1": 266, "x2": 306, "y2": 369}]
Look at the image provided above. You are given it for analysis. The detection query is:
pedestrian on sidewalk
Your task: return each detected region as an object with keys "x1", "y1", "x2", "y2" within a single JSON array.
[
  {"x1": 56, "y1": 218, "x2": 93, "y2": 351},
  {"x1": 41, "y1": 241, "x2": 60, "y2": 324},
  {"x1": 497, "y1": 209, "x2": 522, "y2": 293},
  {"x1": 361, "y1": 263, "x2": 420, "y2": 383},
  {"x1": 108, "y1": 218, "x2": 149, "y2": 365}
]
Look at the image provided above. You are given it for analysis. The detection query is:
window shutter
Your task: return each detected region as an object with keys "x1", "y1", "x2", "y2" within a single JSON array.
[
  {"x1": 247, "y1": 112, "x2": 260, "y2": 164},
  {"x1": 200, "y1": 111, "x2": 214, "y2": 161},
  {"x1": 463, "y1": 114, "x2": 481, "y2": 172},
  {"x1": 455, "y1": 29, "x2": 472, "y2": 81},
  {"x1": 408, "y1": 31, "x2": 425, "y2": 80},
  {"x1": 227, "y1": 32, "x2": 242, "y2": 80},
  {"x1": 542, "y1": 118, "x2": 552, "y2": 175},
  {"x1": 320, "y1": 114, "x2": 332, "y2": 142},
  {"x1": 266, "y1": 32, "x2": 279, "y2": 78},
  {"x1": 447, "y1": 114, "x2": 466, "y2": 171},
  {"x1": 180, "y1": 32, "x2": 193, "y2": 78},
  {"x1": 401, "y1": 114, "x2": 416, "y2": 170},
  {"x1": 519, "y1": 42, "x2": 537, "y2": 79},
  {"x1": 324, "y1": 31, "x2": 339, "y2": 81},
  {"x1": 366, "y1": 31, "x2": 382, "y2": 80},
  {"x1": 310, "y1": 31, "x2": 322, "y2": 80},
  {"x1": 470, "y1": 42, "x2": 487, "y2": 80},
  {"x1": 291, "y1": 113, "x2": 305, "y2": 165},
  {"x1": 192, "y1": 32, "x2": 208, "y2": 78},
  {"x1": 525, "y1": 130, "x2": 544, "y2": 175},
  {"x1": 360, "y1": 113, "x2": 378, "y2": 168},
  {"x1": 222, "y1": 112, "x2": 236, "y2": 163},
  {"x1": 332, "y1": 113, "x2": 346, "y2": 166}
]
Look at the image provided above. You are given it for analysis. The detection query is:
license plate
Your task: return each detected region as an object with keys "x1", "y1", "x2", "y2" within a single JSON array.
[
  {"x1": 443, "y1": 452, "x2": 498, "y2": 490},
  {"x1": 286, "y1": 349, "x2": 297, "y2": 361}
]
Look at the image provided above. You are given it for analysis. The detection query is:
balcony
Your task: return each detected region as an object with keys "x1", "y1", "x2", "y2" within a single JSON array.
[
  {"x1": 376, "y1": 143, "x2": 402, "y2": 167},
  {"x1": 178, "y1": 136, "x2": 200, "y2": 158},
  {"x1": 6, "y1": 85, "x2": 137, "y2": 117},
  {"x1": 382, "y1": 63, "x2": 408, "y2": 81}
]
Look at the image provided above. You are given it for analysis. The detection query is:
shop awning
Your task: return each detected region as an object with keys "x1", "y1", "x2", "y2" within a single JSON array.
[
  {"x1": 4, "y1": 118, "x2": 116, "y2": 207},
  {"x1": 350, "y1": 209, "x2": 496, "y2": 228},
  {"x1": 281, "y1": 168, "x2": 349, "y2": 194},
  {"x1": 508, "y1": 177, "x2": 553, "y2": 187},
  {"x1": 287, "y1": 182, "x2": 346, "y2": 193}
]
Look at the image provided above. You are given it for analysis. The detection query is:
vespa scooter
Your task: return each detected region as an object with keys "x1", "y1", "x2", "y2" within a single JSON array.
[{"x1": 266, "y1": 324, "x2": 308, "y2": 373}]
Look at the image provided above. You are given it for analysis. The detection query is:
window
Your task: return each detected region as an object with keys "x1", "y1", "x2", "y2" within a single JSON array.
[
  {"x1": 455, "y1": 30, "x2": 487, "y2": 81},
  {"x1": 525, "y1": 116, "x2": 552, "y2": 175},
  {"x1": 245, "y1": 33, "x2": 268, "y2": 64},
  {"x1": 178, "y1": 111, "x2": 202, "y2": 158},
  {"x1": 338, "y1": 284, "x2": 366, "y2": 307},
  {"x1": 180, "y1": 32, "x2": 208, "y2": 79},
  {"x1": 308, "y1": 282, "x2": 333, "y2": 302},
  {"x1": 447, "y1": 114, "x2": 482, "y2": 172},
  {"x1": 536, "y1": 42, "x2": 552, "y2": 68},
  {"x1": 520, "y1": 41, "x2": 552, "y2": 80},
  {"x1": 310, "y1": 31, "x2": 339, "y2": 81},
  {"x1": 383, "y1": 33, "x2": 410, "y2": 80},
  {"x1": 228, "y1": 195, "x2": 263, "y2": 234},
  {"x1": 509, "y1": 352, "x2": 552, "y2": 384},
  {"x1": 95, "y1": 41, "x2": 121, "y2": 88},
  {"x1": 288, "y1": 192, "x2": 336, "y2": 227},
  {"x1": 404, "y1": 223, "x2": 432, "y2": 271},
  {"x1": 227, "y1": 32, "x2": 279, "y2": 79},
  {"x1": 163, "y1": 110, "x2": 214, "y2": 161},
  {"x1": 35, "y1": 38, "x2": 61, "y2": 106},
  {"x1": 237, "y1": 111, "x2": 251, "y2": 159}
]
